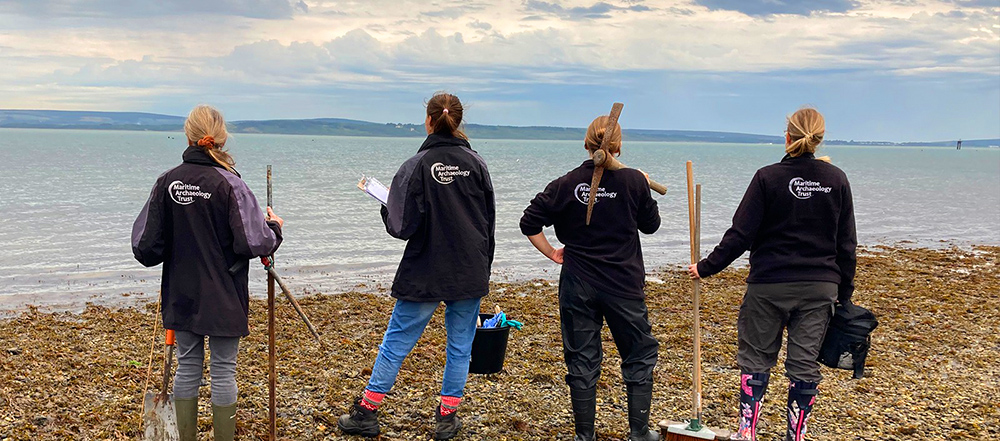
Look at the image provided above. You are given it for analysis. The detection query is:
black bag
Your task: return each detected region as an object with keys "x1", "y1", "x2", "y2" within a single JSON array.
[{"x1": 818, "y1": 300, "x2": 878, "y2": 379}]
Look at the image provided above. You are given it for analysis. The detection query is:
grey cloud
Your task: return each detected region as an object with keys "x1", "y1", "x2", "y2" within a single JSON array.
[
  {"x1": 692, "y1": 0, "x2": 859, "y2": 17},
  {"x1": 522, "y1": 1, "x2": 651, "y2": 21},
  {"x1": 0, "y1": 0, "x2": 301, "y2": 19},
  {"x1": 469, "y1": 19, "x2": 493, "y2": 30}
]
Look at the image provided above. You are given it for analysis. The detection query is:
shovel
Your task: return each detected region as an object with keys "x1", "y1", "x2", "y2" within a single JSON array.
[{"x1": 143, "y1": 329, "x2": 179, "y2": 441}]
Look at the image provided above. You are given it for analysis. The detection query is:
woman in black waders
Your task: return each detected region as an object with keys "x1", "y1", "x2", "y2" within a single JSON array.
[
  {"x1": 338, "y1": 93, "x2": 495, "y2": 440},
  {"x1": 132, "y1": 105, "x2": 283, "y2": 441},
  {"x1": 520, "y1": 116, "x2": 661, "y2": 441},
  {"x1": 688, "y1": 108, "x2": 856, "y2": 441}
]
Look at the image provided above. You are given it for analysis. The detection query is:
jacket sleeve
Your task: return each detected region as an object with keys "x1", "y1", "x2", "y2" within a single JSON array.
[
  {"x1": 519, "y1": 179, "x2": 560, "y2": 236},
  {"x1": 228, "y1": 178, "x2": 282, "y2": 258},
  {"x1": 132, "y1": 177, "x2": 167, "y2": 267},
  {"x1": 380, "y1": 155, "x2": 425, "y2": 240},
  {"x1": 484, "y1": 164, "x2": 496, "y2": 266},
  {"x1": 637, "y1": 175, "x2": 661, "y2": 235},
  {"x1": 836, "y1": 180, "x2": 858, "y2": 303},
  {"x1": 697, "y1": 170, "x2": 765, "y2": 278}
]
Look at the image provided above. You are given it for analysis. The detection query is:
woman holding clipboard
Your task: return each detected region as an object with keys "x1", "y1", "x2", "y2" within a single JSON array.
[{"x1": 339, "y1": 92, "x2": 495, "y2": 440}]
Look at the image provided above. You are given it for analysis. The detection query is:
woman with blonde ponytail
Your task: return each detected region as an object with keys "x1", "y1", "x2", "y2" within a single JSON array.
[
  {"x1": 132, "y1": 105, "x2": 284, "y2": 441},
  {"x1": 688, "y1": 108, "x2": 856, "y2": 441},
  {"x1": 520, "y1": 115, "x2": 661, "y2": 441}
]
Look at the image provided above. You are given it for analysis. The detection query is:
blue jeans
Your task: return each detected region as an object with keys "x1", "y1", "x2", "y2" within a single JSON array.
[{"x1": 366, "y1": 297, "x2": 482, "y2": 397}]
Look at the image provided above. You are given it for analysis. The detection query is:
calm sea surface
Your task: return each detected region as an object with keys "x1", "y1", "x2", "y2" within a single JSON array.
[{"x1": 1, "y1": 128, "x2": 998, "y2": 311}]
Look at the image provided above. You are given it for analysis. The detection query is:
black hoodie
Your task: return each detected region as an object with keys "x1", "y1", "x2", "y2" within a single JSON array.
[
  {"x1": 132, "y1": 146, "x2": 282, "y2": 337},
  {"x1": 696, "y1": 153, "x2": 857, "y2": 302},
  {"x1": 380, "y1": 134, "x2": 495, "y2": 302},
  {"x1": 520, "y1": 160, "x2": 660, "y2": 299}
]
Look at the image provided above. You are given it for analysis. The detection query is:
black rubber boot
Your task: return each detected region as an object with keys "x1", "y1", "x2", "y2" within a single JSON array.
[
  {"x1": 731, "y1": 373, "x2": 769, "y2": 441},
  {"x1": 626, "y1": 383, "x2": 659, "y2": 441},
  {"x1": 434, "y1": 405, "x2": 463, "y2": 440},
  {"x1": 785, "y1": 380, "x2": 818, "y2": 441},
  {"x1": 337, "y1": 399, "x2": 380, "y2": 438},
  {"x1": 570, "y1": 387, "x2": 597, "y2": 441}
]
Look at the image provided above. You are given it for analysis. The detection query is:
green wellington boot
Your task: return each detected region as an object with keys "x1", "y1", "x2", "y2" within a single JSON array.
[
  {"x1": 174, "y1": 397, "x2": 199, "y2": 441},
  {"x1": 212, "y1": 403, "x2": 238, "y2": 441}
]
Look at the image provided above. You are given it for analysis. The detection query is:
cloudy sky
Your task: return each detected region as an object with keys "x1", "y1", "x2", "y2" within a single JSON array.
[{"x1": 0, "y1": 0, "x2": 997, "y2": 142}]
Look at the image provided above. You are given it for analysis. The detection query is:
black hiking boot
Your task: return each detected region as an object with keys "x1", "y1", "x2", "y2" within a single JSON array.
[
  {"x1": 626, "y1": 383, "x2": 659, "y2": 441},
  {"x1": 731, "y1": 372, "x2": 769, "y2": 441},
  {"x1": 571, "y1": 387, "x2": 597, "y2": 441},
  {"x1": 337, "y1": 399, "x2": 380, "y2": 438},
  {"x1": 785, "y1": 380, "x2": 818, "y2": 441},
  {"x1": 434, "y1": 406, "x2": 463, "y2": 440}
]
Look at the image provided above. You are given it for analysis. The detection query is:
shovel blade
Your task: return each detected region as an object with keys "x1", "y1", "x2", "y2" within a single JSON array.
[{"x1": 143, "y1": 391, "x2": 179, "y2": 441}]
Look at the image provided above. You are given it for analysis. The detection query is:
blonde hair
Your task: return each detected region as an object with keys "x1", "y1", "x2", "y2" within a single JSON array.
[
  {"x1": 585, "y1": 115, "x2": 622, "y2": 156},
  {"x1": 184, "y1": 105, "x2": 235, "y2": 173},
  {"x1": 786, "y1": 108, "x2": 830, "y2": 163}
]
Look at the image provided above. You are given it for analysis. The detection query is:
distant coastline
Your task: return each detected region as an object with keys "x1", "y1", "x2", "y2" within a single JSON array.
[{"x1": 2, "y1": 109, "x2": 998, "y2": 147}]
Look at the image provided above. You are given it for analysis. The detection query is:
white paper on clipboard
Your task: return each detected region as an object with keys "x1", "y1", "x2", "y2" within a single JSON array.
[{"x1": 358, "y1": 176, "x2": 389, "y2": 206}]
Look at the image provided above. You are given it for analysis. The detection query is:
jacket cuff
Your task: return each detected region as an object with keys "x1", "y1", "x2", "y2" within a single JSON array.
[
  {"x1": 696, "y1": 260, "x2": 716, "y2": 279},
  {"x1": 520, "y1": 224, "x2": 543, "y2": 236}
]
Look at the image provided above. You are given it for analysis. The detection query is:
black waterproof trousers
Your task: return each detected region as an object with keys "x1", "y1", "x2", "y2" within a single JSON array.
[{"x1": 559, "y1": 271, "x2": 659, "y2": 391}]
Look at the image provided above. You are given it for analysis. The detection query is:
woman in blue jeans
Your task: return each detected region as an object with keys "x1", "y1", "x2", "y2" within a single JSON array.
[{"x1": 339, "y1": 93, "x2": 496, "y2": 440}]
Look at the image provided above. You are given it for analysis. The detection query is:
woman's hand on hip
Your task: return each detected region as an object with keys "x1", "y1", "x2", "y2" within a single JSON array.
[
  {"x1": 549, "y1": 247, "x2": 564, "y2": 265},
  {"x1": 687, "y1": 263, "x2": 700, "y2": 279}
]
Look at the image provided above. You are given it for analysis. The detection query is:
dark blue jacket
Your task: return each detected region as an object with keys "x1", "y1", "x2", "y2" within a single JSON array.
[
  {"x1": 132, "y1": 146, "x2": 281, "y2": 336},
  {"x1": 380, "y1": 134, "x2": 495, "y2": 302}
]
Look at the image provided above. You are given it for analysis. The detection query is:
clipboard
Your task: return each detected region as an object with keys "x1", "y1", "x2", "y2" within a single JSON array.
[{"x1": 358, "y1": 176, "x2": 389, "y2": 206}]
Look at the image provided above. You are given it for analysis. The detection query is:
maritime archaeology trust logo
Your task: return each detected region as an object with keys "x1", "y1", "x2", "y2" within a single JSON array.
[
  {"x1": 574, "y1": 183, "x2": 618, "y2": 205},
  {"x1": 430, "y1": 162, "x2": 470, "y2": 185},
  {"x1": 169, "y1": 180, "x2": 212, "y2": 205},
  {"x1": 788, "y1": 177, "x2": 832, "y2": 200}
]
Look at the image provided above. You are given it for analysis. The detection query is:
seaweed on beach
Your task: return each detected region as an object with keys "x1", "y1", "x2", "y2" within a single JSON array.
[{"x1": 1, "y1": 246, "x2": 998, "y2": 440}]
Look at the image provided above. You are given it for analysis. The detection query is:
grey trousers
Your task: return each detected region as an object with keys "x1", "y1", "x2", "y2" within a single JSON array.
[
  {"x1": 172, "y1": 330, "x2": 240, "y2": 406},
  {"x1": 737, "y1": 282, "x2": 837, "y2": 383}
]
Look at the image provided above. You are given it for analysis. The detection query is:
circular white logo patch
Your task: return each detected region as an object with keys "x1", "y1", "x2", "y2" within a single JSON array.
[{"x1": 169, "y1": 180, "x2": 195, "y2": 205}]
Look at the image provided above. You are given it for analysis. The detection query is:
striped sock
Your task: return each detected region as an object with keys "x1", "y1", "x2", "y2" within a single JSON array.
[
  {"x1": 360, "y1": 389, "x2": 385, "y2": 411},
  {"x1": 440, "y1": 396, "x2": 461, "y2": 416}
]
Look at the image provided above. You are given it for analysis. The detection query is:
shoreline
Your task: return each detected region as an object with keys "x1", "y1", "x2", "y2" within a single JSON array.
[
  {"x1": 1, "y1": 245, "x2": 998, "y2": 440},
  {"x1": 1, "y1": 241, "x2": 995, "y2": 318}
]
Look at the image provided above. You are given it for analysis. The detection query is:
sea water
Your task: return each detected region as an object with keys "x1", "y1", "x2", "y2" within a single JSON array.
[{"x1": 1, "y1": 128, "x2": 997, "y2": 311}]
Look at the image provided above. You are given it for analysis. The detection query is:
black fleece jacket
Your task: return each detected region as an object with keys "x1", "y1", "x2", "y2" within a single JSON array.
[
  {"x1": 520, "y1": 160, "x2": 660, "y2": 299},
  {"x1": 696, "y1": 153, "x2": 857, "y2": 302}
]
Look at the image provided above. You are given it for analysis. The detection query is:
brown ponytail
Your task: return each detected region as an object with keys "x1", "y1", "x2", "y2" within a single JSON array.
[
  {"x1": 786, "y1": 107, "x2": 830, "y2": 163},
  {"x1": 184, "y1": 105, "x2": 236, "y2": 173},
  {"x1": 584, "y1": 115, "x2": 622, "y2": 156},
  {"x1": 426, "y1": 92, "x2": 467, "y2": 140}
]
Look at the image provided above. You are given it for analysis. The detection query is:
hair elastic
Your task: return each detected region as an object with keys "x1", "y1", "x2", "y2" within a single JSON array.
[
  {"x1": 197, "y1": 135, "x2": 215, "y2": 148},
  {"x1": 442, "y1": 108, "x2": 449, "y2": 115}
]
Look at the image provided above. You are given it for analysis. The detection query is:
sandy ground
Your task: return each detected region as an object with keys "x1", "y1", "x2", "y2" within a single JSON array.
[{"x1": 0, "y1": 245, "x2": 998, "y2": 440}]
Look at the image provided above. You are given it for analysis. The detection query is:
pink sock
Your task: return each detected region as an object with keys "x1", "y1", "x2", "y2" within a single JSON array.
[
  {"x1": 360, "y1": 389, "x2": 385, "y2": 411},
  {"x1": 440, "y1": 396, "x2": 461, "y2": 416}
]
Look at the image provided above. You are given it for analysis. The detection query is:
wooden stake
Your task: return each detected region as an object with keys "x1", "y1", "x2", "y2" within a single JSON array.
[
  {"x1": 266, "y1": 165, "x2": 276, "y2": 441},
  {"x1": 585, "y1": 102, "x2": 624, "y2": 225},
  {"x1": 686, "y1": 162, "x2": 703, "y2": 426}
]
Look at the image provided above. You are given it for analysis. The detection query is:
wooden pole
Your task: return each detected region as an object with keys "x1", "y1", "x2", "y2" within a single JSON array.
[
  {"x1": 685, "y1": 161, "x2": 704, "y2": 428},
  {"x1": 694, "y1": 184, "x2": 703, "y2": 424},
  {"x1": 266, "y1": 166, "x2": 276, "y2": 441},
  {"x1": 585, "y1": 102, "x2": 624, "y2": 225}
]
